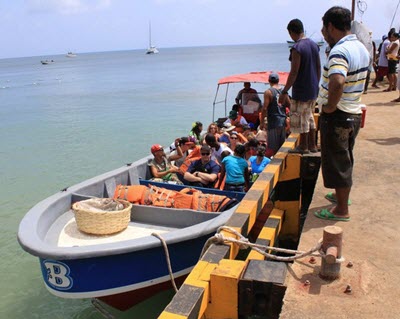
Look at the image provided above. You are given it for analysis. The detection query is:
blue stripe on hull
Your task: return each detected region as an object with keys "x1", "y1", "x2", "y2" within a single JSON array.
[{"x1": 40, "y1": 233, "x2": 210, "y2": 295}]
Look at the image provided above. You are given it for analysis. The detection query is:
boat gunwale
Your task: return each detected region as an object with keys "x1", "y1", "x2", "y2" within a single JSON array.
[{"x1": 17, "y1": 155, "x2": 239, "y2": 260}]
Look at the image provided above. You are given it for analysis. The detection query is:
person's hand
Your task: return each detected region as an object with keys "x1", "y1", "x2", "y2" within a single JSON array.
[
  {"x1": 174, "y1": 138, "x2": 180, "y2": 147},
  {"x1": 170, "y1": 166, "x2": 179, "y2": 173}
]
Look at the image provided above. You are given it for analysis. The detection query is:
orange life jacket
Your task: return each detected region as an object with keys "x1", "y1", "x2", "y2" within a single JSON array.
[
  {"x1": 178, "y1": 145, "x2": 201, "y2": 175},
  {"x1": 113, "y1": 185, "x2": 148, "y2": 204}
]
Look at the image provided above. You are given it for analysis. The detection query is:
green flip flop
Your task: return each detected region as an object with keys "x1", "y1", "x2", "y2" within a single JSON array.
[
  {"x1": 325, "y1": 192, "x2": 352, "y2": 205},
  {"x1": 314, "y1": 209, "x2": 350, "y2": 222}
]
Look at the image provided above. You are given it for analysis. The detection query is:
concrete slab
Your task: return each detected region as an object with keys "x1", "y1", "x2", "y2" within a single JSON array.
[{"x1": 280, "y1": 86, "x2": 400, "y2": 319}]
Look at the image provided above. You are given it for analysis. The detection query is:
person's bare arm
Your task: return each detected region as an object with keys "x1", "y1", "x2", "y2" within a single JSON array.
[
  {"x1": 279, "y1": 49, "x2": 301, "y2": 104},
  {"x1": 260, "y1": 90, "x2": 272, "y2": 130}
]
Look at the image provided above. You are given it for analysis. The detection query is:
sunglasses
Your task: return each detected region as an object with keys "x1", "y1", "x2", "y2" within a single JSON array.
[
  {"x1": 230, "y1": 137, "x2": 238, "y2": 140},
  {"x1": 201, "y1": 153, "x2": 210, "y2": 156}
]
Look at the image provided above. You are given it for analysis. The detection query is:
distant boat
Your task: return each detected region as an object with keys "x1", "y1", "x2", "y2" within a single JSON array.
[
  {"x1": 146, "y1": 21, "x2": 159, "y2": 54},
  {"x1": 287, "y1": 39, "x2": 325, "y2": 48},
  {"x1": 66, "y1": 52, "x2": 77, "y2": 58},
  {"x1": 41, "y1": 60, "x2": 54, "y2": 65}
]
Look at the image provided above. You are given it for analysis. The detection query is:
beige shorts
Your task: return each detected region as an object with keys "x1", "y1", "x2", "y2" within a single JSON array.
[{"x1": 290, "y1": 99, "x2": 316, "y2": 133}]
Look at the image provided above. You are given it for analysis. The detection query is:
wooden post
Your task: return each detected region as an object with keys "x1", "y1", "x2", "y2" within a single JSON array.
[{"x1": 319, "y1": 226, "x2": 343, "y2": 280}]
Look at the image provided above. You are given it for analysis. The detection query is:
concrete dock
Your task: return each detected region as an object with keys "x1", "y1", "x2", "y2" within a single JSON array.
[{"x1": 280, "y1": 86, "x2": 400, "y2": 319}]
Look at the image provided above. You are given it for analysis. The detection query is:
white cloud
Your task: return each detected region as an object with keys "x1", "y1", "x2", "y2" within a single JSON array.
[{"x1": 26, "y1": 0, "x2": 111, "y2": 15}]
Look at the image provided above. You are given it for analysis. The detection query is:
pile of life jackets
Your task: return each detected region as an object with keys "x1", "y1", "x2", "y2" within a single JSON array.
[{"x1": 113, "y1": 184, "x2": 238, "y2": 213}]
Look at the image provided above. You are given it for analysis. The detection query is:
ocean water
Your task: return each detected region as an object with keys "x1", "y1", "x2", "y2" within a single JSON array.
[{"x1": 0, "y1": 44, "x2": 327, "y2": 318}]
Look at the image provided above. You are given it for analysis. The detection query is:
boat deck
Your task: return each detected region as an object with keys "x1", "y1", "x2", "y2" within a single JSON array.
[{"x1": 45, "y1": 210, "x2": 174, "y2": 247}]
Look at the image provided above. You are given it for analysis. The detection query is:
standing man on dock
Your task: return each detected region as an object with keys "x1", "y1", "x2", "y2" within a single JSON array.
[
  {"x1": 279, "y1": 18, "x2": 321, "y2": 154},
  {"x1": 314, "y1": 6, "x2": 369, "y2": 222}
]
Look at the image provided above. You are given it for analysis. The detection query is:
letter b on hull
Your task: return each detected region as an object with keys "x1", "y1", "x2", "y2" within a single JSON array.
[{"x1": 42, "y1": 259, "x2": 73, "y2": 290}]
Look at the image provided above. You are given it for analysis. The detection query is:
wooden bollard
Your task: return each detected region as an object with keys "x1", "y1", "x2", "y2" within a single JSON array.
[{"x1": 319, "y1": 226, "x2": 343, "y2": 280}]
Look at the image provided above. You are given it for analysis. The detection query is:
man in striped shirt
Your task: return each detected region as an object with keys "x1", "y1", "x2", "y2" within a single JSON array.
[{"x1": 314, "y1": 6, "x2": 369, "y2": 222}]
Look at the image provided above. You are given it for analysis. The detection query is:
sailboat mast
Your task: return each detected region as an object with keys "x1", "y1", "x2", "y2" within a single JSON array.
[{"x1": 149, "y1": 21, "x2": 152, "y2": 48}]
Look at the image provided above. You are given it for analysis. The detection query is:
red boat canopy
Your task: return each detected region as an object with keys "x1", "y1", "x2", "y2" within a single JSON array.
[{"x1": 217, "y1": 71, "x2": 289, "y2": 85}]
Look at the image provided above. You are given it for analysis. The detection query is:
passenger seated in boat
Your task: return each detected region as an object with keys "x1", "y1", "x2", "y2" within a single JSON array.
[
  {"x1": 169, "y1": 137, "x2": 195, "y2": 168},
  {"x1": 189, "y1": 121, "x2": 203, "y2": 145},
  {"x1": 228, "y1": 131, "x2": 241, "y2": 150},
  {"x1": 200, "y1": 123, "x2": 221, "y2": 144},
  {"x1": 235, "y1": 82, "x2": 258, "y2": 106},
  {"x1": 249, "y1": 145, "x2": 271, "y2": 182},
  {"x1": 204, "y1": 133, "x2": 233, "y2": 164},
  {"x1": 217, "y1": 144, "x2": 250, "y2": 193},
  {"x1": 245, "y1": 138, "x2": 260, "y2": 160},
  {"x1": 235, "y1": 83, "x2": 262, "y2": 128},
  {"x1": 183, "y1": 145, "x2": 220, "y2": 188},
  {"x1": 148, "y1": 144, "x2": 183, "y2": 184},
  {"x1": 218, "y1": 123, "x2": 236, "y2": 144},
  {"x1": 224, "y1": 110, "x2": 248, "y2": 133}
]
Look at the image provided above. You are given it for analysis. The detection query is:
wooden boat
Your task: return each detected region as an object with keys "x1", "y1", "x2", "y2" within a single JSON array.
[
  {"x1": 17, "y1": 153, "x2": 244, "y2": 311},
  {"x1": 41, "y1": 60, "x2": 54, "y2": 65}
]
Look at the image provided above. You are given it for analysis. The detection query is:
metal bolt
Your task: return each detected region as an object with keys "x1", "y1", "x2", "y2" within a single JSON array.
[
  {"x1": 344, "y1": 284, "x2": 352, "y2": 294},
  {"x1": 347, "y1": 261, "x2": 353, "y2": 268},
  {"x1": 309, "y1": 257, "x2": 316, "y2": 264},
  {"x1": 304, "y1": 280, "x2": 311, "y2": 286}
]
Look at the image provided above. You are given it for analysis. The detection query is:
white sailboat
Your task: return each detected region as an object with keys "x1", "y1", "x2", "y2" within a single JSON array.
[{"x1": 146, "y1": 21, "x2": 159, "y2": 54}]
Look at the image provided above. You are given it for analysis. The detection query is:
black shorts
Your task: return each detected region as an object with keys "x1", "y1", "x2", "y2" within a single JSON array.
[
  {"x1": 320, "y1": 109, "x2": 361, "y2": 189},
  {"x1": 388, "y1": 59, "x2": 398, "y2": 74}
]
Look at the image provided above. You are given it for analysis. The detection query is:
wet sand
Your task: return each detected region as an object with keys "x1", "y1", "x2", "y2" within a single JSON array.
[{"x1": 280, "y1": 81, "x2": 400, "y2": 319}]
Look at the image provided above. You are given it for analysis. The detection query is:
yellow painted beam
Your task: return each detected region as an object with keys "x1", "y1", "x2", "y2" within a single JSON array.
[
  {"x1": 246, "y1": 209, "x2": 284, "y2": 260},
  {"x1": 220, "y1": 227, "x2": 242, "y2": 259},
  {"x1": 275, "y1": 200, "x2": 300, "y2": 236},
  {"x1": 206, "y1": 259, "x2": 246, "y2": 319},
  {"x1": 279, "y1": 154, "x2": 301, "y2": 182},
  {"x1": 158, "y1": 312, "x2": 187, "y2": 319},
  {"x1": 159, "y1": 134, "x2": 301, "y2": 319}
]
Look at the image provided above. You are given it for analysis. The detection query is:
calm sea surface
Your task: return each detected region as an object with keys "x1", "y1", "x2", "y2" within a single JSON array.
[{"x1": 0, "y1": 44, "x2": 327, "y2": 318}]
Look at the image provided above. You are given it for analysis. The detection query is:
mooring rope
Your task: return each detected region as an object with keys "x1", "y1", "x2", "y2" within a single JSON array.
[
  {"x1": 151, "y1": 232, "x2": 179, "y2": 293},
  {"x1": 201, "y1": 226, "x2": 343, "y2": 263}
]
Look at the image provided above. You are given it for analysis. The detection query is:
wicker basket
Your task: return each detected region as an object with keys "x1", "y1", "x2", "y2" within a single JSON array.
[{"x1": 72, "y1": 198, "x2": 132, "y2": 235}]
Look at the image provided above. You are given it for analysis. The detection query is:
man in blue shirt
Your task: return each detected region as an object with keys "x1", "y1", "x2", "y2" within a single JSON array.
[
  {"x1": 280, "y1": 19, "x2": 321, "y2": 154},
  {"x1": 184, "y1": 145, "x2": 220, "y2": 188}
]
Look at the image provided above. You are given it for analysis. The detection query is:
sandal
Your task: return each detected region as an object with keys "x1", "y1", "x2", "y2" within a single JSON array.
[
  {"x1": 314, "y1": 209, "x2": 350, "y2": 221},
  {"x1": 391, "y1": 97, "x2": 400, "y2": 102},
  {"x1": 325, "y1": 192, "x2": 352, "y2": 205},
  {"x1": 383, "y1": 88, "x2": 391, "y2": 92}
]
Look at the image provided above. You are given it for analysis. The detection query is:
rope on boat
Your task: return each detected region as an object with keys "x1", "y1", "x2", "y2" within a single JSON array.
[
  {"x1": 151, "y1": 232, "x2": 179, "y2": 293},
  {"x1": 201, "y1": 226, "x2": 344, "y2": 263},
  {"x1": 91, "y1": 298, "x2": 115, "y2": 319}
]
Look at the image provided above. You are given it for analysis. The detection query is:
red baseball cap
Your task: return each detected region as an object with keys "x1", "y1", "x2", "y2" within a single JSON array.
[{"x1": 151, "y1": 144, "x2": 164, "y2": 154}]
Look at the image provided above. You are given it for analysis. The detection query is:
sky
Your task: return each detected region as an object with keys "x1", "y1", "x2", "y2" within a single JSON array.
[{"x1": 1, "y1": 0, "x2": 399, "y2": 59}]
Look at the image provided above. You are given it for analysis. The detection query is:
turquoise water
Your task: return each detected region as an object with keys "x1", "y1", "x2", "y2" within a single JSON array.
[{"x1": 0, "y1": 44, "x2": 326, "y2": 318}]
